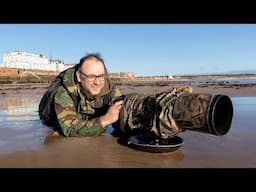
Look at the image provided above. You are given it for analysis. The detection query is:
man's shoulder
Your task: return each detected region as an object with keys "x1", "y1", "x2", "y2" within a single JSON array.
[
  {"x1": 55, "y1": 85, "x2": 66, "y2": 94},
  {"x1": 55, "y1": 86, "x2": 68, "y2": 101},
  {"x1": 55, "y1": 85, "x2": 79, "y2": 98},
  {"x1": 54, "y1": 86, "x2": 77, "y2": 107}
]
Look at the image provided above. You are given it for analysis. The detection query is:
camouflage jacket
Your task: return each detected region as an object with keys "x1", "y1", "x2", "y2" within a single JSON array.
[{"x1": 54, "y1": 67, "x2": 122, "y2": 137}]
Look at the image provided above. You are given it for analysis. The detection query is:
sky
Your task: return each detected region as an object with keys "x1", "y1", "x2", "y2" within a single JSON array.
[{"x1": 0, "y1": 24, "x2": 256, "y2": 76}]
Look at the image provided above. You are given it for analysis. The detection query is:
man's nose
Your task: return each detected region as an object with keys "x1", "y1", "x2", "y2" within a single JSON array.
[{"x1": 93, "y1": 77, "x2": 101, "y2": 84}]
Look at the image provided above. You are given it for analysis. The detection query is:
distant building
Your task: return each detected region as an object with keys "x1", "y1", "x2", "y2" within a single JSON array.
[
  {"x1": 1, "y1": 51, "x2": 66, "y2": 72},
  {"x1": 0, "y1": 51, "x2": 139, "y2": 78},
  {"x1": 49, "y1": 59, "x2": 65, "y2": 72},
  {"x1": 109, "y1": 72, "x2": 135, "y2": 78}
]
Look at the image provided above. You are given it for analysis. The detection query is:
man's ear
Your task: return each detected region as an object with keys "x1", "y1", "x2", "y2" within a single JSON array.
[{"x1": 76, "y1": 70, "x2": 81, "y2": 82}]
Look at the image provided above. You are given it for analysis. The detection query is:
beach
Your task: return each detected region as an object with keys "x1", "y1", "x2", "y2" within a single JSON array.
[{"x1": 0, "y1": 81, "x2": 256, "y2": 168}]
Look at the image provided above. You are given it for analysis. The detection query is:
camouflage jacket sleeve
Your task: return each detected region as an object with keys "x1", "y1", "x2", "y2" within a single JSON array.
[
  {"x1": 54, "y1": 86, "x2": 105, "y2": 137},
  {"x1": 54, "y1": 86, "x2": 122, "y2": 137}
]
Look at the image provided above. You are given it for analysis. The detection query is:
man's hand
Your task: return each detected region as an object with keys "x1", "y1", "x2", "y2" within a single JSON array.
[{"x1": 99, "y1": 100, "x2": 123, "y2": 128}]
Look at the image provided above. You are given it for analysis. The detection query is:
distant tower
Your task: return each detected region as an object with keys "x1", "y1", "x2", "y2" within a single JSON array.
[{"x1": 50, "y1": 52, "x2": 53, "y2": 72}]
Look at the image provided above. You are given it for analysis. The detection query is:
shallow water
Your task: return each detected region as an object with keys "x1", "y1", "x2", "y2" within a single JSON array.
[
  {"x1": 0, "y1": 90, "x2": 256, "y2": 167},
  {"x1": 0, "y1": 91, "x2": 51, "y2": 154},
  {"x1": 190, "y1": 78, "x2": 256, "y2": 86}
]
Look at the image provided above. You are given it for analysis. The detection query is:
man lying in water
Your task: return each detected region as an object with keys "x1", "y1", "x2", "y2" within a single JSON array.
[{"x1": 39, "y1": 54, "x2": 233, "y2": 139}]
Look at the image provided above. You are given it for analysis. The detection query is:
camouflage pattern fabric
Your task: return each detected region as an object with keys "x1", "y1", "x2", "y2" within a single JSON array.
[
  {"x1": 54, "y1": 67, "x2": 122, "y2": 137},
  {"x1": 173, "y1": 93, "x2": 233, "y2": 135},
  {"x1": 119, "y1": 86, "x2": 193, "y2": 139},
  {"x1": 172, "y1": 93, "x2": 213, "y2": 133},
  {"x1": 118, "y1": 86, "x2": 233, "y2": 139}
]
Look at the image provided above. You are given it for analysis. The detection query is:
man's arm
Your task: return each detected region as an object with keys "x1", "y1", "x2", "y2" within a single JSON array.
[
  {"x1": 99, "y1": 100, "x2": 123, "y2": 128},
  {"x1": 100, "y1": 86, "x2": 124, "y2": 128}
]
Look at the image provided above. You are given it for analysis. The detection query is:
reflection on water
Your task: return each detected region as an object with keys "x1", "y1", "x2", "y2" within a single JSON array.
[
  {"x1": 0, "y1": 91, "x2": 51, "y2": 154},
  {"x1": 0, "y1": 93, "x2": 41, "y2": 127},
  {"x1": 0, "y1": 105, "x2": 38, "y2": 127},
  {"x1": 0, "y1": 91, "x2": 256, "y2": 167},
  {"x1": 231, "y1": 97, "x2": 256, "y2": 133},
  {"x1": 190, "y1": 78, "x2": 256, "y2": 86}
]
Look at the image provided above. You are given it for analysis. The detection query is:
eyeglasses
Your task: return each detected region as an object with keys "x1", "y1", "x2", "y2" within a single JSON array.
[{"x1": 79, "y1": 70, "x2": 106, "y2": 81}]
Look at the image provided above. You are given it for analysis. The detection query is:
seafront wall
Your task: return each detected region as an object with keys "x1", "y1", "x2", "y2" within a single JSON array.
[
  {"x1": 0, "y1": 68, "x2": 57, "y2": 83},
  {"x1": 1, "y1": 67, "x2": 256, "y2": 90}
]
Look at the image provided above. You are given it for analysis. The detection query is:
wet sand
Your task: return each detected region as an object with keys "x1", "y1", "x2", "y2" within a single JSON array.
[{"x1": 0, "y1": 83, "x2": 256, "y2": 168}]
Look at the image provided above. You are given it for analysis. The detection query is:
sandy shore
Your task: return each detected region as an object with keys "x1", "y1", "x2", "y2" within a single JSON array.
[{"x1": 0, "y1": 82, "x2": 256, "y2": 168}]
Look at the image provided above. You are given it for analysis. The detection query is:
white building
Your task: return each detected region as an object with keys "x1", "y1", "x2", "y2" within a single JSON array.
[
  {"x1": 2, "y1": 51, "x2": 65, "y2": 72},
  {"x1": 49, "y1": 59, "x2": 65, "y2": 72}
]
